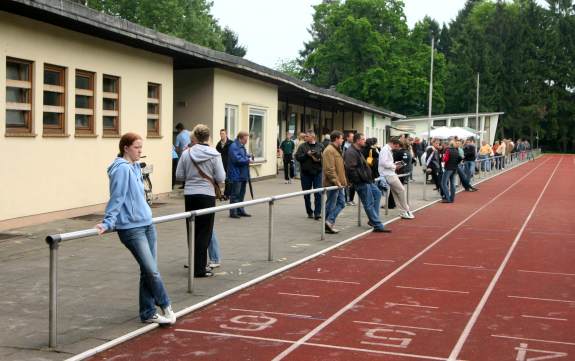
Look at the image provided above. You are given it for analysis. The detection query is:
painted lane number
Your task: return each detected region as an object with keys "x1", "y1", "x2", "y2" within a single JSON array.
[
  {"x1": 361, "y1": 328, "x2": 415, "y2": 349},
  {"x1": 220, "y1": 315, "x2": 277, "y2": 332},
  {"x1": 515, "y1": 343, "x2": 568, "y2": 361}
]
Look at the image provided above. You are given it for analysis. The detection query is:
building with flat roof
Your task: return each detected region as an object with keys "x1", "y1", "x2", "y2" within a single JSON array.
[{"x1": 0, "y1": 0, "x2": 404, "y2": 226}]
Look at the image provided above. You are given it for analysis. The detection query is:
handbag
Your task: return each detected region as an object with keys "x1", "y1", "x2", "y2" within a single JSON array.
[
  {"x1": 188, "y1": 151, "x2": 225, "y2": 201},
  {"x1": 366, "y1": 148, "x2": 374, "y2": 167}
]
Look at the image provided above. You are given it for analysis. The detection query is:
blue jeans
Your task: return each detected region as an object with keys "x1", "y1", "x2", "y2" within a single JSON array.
[
  {"x1": 355, "y1": 183, "x2": 384, "y2": 230},
  {"x1": 479, "y1": 155, "x2": 490, "y2": 171},
  {"x1": 117, "y1": 225, "x2": 170, "y2": 321},
  {"x1": 441, "y1": 170, "x2": 457, "y2": 202},
  {"x1": 230, "y1": 181, "x2": 247, "y2": 216},
  {"x1": 326, "y1": 189, "x2": 346, "y2": 225},
  {"x1": 464, "y1": 160, "x2": 475, "y2": 181},
  {"x1": 456, "y1": 165, "x2": 472, "y2": 189},
  {"x1": 208, "y1": 231, "x2": 220, "y2": 263},
  {"x1": 301, "y1": 173, "x2": 322, "y2": 217}
]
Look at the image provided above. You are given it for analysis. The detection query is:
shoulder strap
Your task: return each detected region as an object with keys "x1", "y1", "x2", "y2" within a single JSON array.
[{"x1": 188, "y1": 151, "x2": 221, "y2": 192}]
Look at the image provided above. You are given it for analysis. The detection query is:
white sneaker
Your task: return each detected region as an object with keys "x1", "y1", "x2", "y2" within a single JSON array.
[
  {"x1": 408, "y1": 211, "x2": 415, "y2": 219},
  {"x1": 144, "y1": 313, "x2": 173, "y2": 325},
  {"x1": 161, "y1": 305, "x2": 177, "y2": 325},
  {"x1": 209, "y1": 262, "x2": 220, "y2": 268},
  {"x1": 400, "y1": 211, "x2": 415, "y2": 220}
]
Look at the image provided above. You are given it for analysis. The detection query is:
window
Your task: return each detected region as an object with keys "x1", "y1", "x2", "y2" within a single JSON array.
[
  {"x1": 75, "y1": 70, "x2": 95, "y2": 135},
  {"x1": 147, "y1": 83, "x2": 161, "y2": 136},
  {"x1": 451, "y1": 118, "x2": 464, "y2": 127},
  {"x1": 102, "y1": 75, "x2": 120, "y2": 135},
  {"x1": 249, "y1": 108, "x2": 266, "y2": 160},
  {"x1": 6, "y1": 58, "x2": 33, "y2": 134},
  {"x1": 43, "y1": 65, "x2": 66, "y2": 135},
  {"x1": 288, "y1": 112, "x2": 296, "y2": 138},
  {"x1": 225, "y1": 104, "x2": 238, "y2": 140},
  {"x1": 433, "y1": 119, "x2": 447, "y2": 127}
]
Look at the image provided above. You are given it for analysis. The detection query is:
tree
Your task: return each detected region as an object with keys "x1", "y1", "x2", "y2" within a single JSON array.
[
  {"x1": 85, "y1": 0, "x2": 247, "y2": 56},
  {"x1": 221, "y1": 27, "x2": 247, "y2": 57}
]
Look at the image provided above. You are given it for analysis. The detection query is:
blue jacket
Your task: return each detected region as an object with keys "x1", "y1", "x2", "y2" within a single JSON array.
[
  {"x1": 101, "y1": 158, "x2": 153, "y2": 231},
  {"x1": 228, "y1": 139, "x2": 251, "y2": 181}
]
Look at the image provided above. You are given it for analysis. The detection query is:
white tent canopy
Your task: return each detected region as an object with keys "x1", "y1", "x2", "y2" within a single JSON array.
[{"x1": 421, "y1": 126, "x2": 480, "y2": 140}]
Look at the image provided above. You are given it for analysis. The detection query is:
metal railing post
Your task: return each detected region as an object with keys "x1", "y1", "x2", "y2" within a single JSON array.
[
  {"x1": 268, "y1": 200, "x2": 274, "y2": 260},
  {"x1": 357, "y1": 196, "x2": 362, "y2": 227},
  {"x1": 48, "y1": 239, "x2": 59, "y2": 349},
  {"x1": 187, "y1": 215, "x2": 195, "y2": 293},
  {"x1": 384, "y1": 189, "x2": 389, "y2": 216},
  {"x1": 406, "y1": 173, "x2": 411, "y2": 207},
  {"x1": 320, "y1": 189, "x2": 326, "y2": 240},
  {"x1": 422, "y1": 169, "x2": 428, "y2": 201}
]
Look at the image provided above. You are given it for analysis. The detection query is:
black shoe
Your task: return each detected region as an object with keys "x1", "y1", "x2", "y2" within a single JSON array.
[
  {"x1": 325, "y1": 223, "x2": 338, "y2": 234},
  {"x1": 240, "y1": 213, "x2": 252, "y2": 217},
  {"x1": 440, "y1": 199, "x2": 452, "y2": 203},
  {"x1": 373, "y1": 228, "x2": 392, "y2": 233},
  {"x1": 230, "y1": 214, "x2": 241, "y2": 219},
  {"x1": 314, "y1": 215, "x2": 321, "y2": 220},
  {"x1": 367, "y1": 220, "x2": 374, "y2": 227},
  {"x1": 195, "y1": 271, "x2": 214, "y2": 278},
  {"x1": 307, "y1": 213, "x2": 313, "y2": 219},
  {"x1": 465, "y1": 188, "x2": 478, "y2": 192}
]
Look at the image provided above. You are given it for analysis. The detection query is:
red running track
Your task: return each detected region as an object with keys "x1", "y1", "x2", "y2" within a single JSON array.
[{"x1": 88, "y1": 155, "x2": 574, "y2": 361}]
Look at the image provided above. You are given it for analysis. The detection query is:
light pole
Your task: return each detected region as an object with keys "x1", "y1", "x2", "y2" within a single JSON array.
[{"x1": 427, "y1": 36, "x2": 434, "y2": 144}]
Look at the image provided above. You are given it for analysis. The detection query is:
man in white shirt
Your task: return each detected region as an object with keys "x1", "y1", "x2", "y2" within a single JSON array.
[{"x1": 379, "y1": 137, "x2": 414, "y2": 219}]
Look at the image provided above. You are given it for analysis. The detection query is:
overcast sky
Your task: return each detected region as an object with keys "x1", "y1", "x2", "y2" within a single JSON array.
[{"x1": 211, "y1": 0, "x2": 469, "y2": 68}]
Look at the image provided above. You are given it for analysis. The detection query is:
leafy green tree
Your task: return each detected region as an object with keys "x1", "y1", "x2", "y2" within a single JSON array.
[{"x1": 221, "y1": 27, "x2": 247, "y2": 57}]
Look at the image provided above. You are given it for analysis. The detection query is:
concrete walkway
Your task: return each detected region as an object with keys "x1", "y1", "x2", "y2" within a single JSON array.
[{"x1": 0, "y1": 165, "x2": 462, "y2": 361}]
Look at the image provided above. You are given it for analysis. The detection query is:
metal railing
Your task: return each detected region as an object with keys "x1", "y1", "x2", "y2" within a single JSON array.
[{"x1": 44, "y1": 148, "x2": 540, "y2": 349}]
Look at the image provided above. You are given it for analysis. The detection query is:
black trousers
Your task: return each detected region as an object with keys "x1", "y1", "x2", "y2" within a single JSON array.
[
  {"x1": 283, "y1": 154, "x2": 294, "y2": 180},
  {"x1": 172, "y1": 158, "x2": 179, "y2": 187},
  {"x1": 430, "y1": 168, "x2": 444, "y2": 198},
  {"x1": 185, "y1": 194, "x2": 215, "y2": 276}
]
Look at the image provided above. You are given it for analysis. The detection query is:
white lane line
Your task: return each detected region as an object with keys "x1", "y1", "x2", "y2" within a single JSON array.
[
  {"x1": 447, "y1": 157, "x2": 563, "y2": 361},
  {"x1": 354, "y1": 320, "x2": 443, "y2": 332},
  {"x1": 175, "y1": 329, "x2": 457, "y2": 361},
  {"x1": 385, "y1": 302, "x2": 439, "y2": 309},
  {"x1": 272, "y1": 158, "x2": 550, "y2": 361},
  {"x1": 491, "y1": 334, "x2": 575, "y2": 347},
  {"x1": 230, "y1": 308, "x2": 314, "y2": 319},
  {"x1": 518, "y1": 269, "x2": 575, "y2": 277},
  {"x1": 277, "y1": 292, "x2": 320, "y2": 298},
  {"x1": 508, "y1": 295, "x2": 575, "y2": 304},
  {"x1": 286, "y1": 276, "x2": 360, "y2": 285},
  {"x1": 332, "y1": 256, "x2": 395, "y2": 263},
  {"x1": 396, "y1": 286, "x2": 470, "y2": 294},
  {"x1": 423, "y1": 263, "x2": 489, "y2": 270},
  {"x1": 521, "y1": 315, "x2": 568, "y2": 322}
]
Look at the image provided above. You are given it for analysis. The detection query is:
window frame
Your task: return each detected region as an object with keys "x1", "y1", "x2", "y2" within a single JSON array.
[
  {"x1": 75, "y1": 69, "x2": 95, "y2": 135},
  {"x1": 5, "y1": 57, "x2": 34, "y2": 135},
  {"x1": 146, "y1": 82, "x2": 161, "y2": 137},
  {"x1": 102, "y1": 74, "x2": 120, "y2": 136},
  {"x1": 225, "y1": 104, "x2": 239, "y2": 140},
  {"x1": 42, "y1": 64, "x2": 67, "y2": 135},
  {"x1": 248, "y1": 107, "x2": 267, "y2": 162}
]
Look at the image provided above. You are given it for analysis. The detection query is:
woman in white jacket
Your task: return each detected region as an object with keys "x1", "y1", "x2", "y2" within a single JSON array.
[{"x1": 176, "y1": 124, "x2": 225, "y2": 277}]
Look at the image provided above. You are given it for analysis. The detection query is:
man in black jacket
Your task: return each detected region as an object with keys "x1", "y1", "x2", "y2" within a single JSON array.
[
  {"x1": 216, "y1": 129, "x2": 233, "y2": 199},
  {"x1": 295, "y1": 130, "x2": 324, "y2": 219},
  {"x1": 344, "y1": 133, "x2": 390, "y2": 233}
]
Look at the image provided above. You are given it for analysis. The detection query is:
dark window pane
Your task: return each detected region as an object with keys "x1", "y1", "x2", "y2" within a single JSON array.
[
  {"x1": 43, "y1": 112, "x2": 61, "y2": 126},
  {"x1": 103, "y1": 77, "x2": 117, "y2": 93},
  {"x1": 44, "y1": 69, "x2": 61, "y2": 85},
  {"x1": 147, "y1": 103, "x2": 159, "y2": 114},
  {"x1": 6, "y1": 87, "x2": 29, "y2": 103},
  {"x1": 44, "y1": 91, "x2": 61, "y2": 106},
  {"x1": 7, "y1": 62, "x2": 30, "y2": 81},
  {"x1": 147, "y1": 118, "x2": 158, "y2": 131},
  {"x1": 76, "y1": 95, "x2": 91, "y2": 109},
  {"x1": 103, "y1": 98, "x2": 117, "y2": 110},
  {"x1": 76, "y1": 75, "x2": 91, "y2": 90},
  {"x1": 103, "y1": 116, "x2": 116, "y2": 129},
  {"x1": 75, "y1": 114, "x2": 91, "y2": 128},
  {"x1": 148, "y1": 84, "x2": 159, "y2": 98},
  {"x1": 6, "y1": 110, "x2": 27, "y2": 126}
]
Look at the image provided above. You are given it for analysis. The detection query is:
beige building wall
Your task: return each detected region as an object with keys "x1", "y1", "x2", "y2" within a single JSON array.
[
  {"x1": 0, "y1": 12, "x2": 173, "y2": 222},
  {"x1": 213, "y1": 69, "x2": 278, "y2": 178},
  {"x1": 173, "y1": 68, "x2": 214, "y2": 140},
  {"x1": 363, "y1": 112, "x2": 391, "y2": 143}
]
